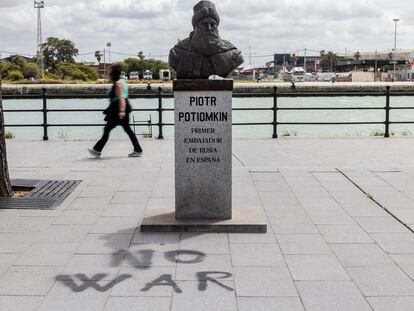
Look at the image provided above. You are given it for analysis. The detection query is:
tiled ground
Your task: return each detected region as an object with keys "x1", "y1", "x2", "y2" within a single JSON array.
[{"x1": 1, "y1": 139, "x2": 414, "y2": 311}]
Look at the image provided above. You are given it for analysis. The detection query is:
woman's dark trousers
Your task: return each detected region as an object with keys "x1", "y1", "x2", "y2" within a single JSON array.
[{"x1": 94, "y1": 118, "x2": 142, "y2": 152}]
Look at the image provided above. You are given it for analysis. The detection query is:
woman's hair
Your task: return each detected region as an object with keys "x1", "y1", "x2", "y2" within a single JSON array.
[{"x1": 109, "y1": 64, "x2": 122, "y2": 82}]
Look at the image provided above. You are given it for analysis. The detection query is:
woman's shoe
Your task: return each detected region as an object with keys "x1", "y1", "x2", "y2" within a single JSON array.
[
  {"x1": 128, "y1": 151, "x2": 143, "y2": 157},
  {"x1": 88, "y1": 148, "x2": 101, "y2": 158}
]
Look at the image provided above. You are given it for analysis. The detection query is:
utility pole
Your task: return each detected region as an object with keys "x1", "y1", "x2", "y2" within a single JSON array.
[
  {"x1": 392, "y1": 18, "x2": 400, "y2": 82},
  {"x1": 248, "y1": 46, "x2": 252, "y2": 67},
  {"x1": 304, "y1": 48, "x2": 307, "y2": 73},
  {"x1": 103, "y1": 49, "x2": 106, "y2": 82},
  {"x1": 34, "y1": 1, "x2": 45, "y2": 79},
  {"x1": 107, "y1": 42, "x2": 112, "y2": 64},
  {"x1": 374, "y1": 50, "x2": 378, "y2": 81}
]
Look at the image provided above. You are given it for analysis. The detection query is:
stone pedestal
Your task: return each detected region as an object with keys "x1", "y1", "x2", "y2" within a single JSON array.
[
  {"x1": 140, "y1": 79, "x2": 267, "y2": 233},
  {"x1": 174, "y1": 80, "x2": 232, "y2": 219}
]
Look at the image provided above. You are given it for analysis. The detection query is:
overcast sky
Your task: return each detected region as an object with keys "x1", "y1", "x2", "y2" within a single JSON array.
[{"x1": 0, "y1": 0, "x2": 412, "y2": 66}]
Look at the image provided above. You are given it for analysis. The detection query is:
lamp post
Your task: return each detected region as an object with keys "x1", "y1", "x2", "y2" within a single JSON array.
[{"x1": 393, "y1": 18, "x2": 400, "y2": 82}]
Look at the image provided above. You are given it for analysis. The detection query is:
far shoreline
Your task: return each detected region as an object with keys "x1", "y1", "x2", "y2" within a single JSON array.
[{"x1": 2, "y1": 81, "x2": 414, "y2": 95}]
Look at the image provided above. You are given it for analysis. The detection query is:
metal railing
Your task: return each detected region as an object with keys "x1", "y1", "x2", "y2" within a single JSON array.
[{"x1": 3, "y1": 86, "x2": 414, "y2": 140}]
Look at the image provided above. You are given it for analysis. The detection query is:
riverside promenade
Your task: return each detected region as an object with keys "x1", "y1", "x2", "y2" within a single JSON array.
[{"x1": 1, "y1": 138, "x2": 414, "y2": 310}]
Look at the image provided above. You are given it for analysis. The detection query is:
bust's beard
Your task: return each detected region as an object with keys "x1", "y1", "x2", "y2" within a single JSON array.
[{"x1": 191, "y1": 30, "x2": 224, "y2": 57}]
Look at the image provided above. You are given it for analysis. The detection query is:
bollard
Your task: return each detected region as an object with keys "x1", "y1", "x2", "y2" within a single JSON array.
[
  {"x1": 157, "y1": 87, "x2": 164, "y2": 139},
  {"x1": 42, "y1": 88, "x2": 48, "y2": 141},
  {"x1": 272, "y1": 86, "x2": 278, "y2": 138},
  {"x1": 384, "y1": 86, "x2": 390, "y2": 138}
]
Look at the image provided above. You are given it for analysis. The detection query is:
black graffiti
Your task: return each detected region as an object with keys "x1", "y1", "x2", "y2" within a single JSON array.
[
  {"x1": 197, "y1": 271, "x2": 234, "y2": 291},
  {"x1": 141, "y1": 274, "x2": 183, "y2": 293},
  {"x1": 164, "y1": 250, "x2": 206, "y2": 264},
  {"x1": 112, "y1": 249, "x2": 154, "y2": 269},
  {"x1": 55, "y1": 274, "x2": 132, "y2": 292}
]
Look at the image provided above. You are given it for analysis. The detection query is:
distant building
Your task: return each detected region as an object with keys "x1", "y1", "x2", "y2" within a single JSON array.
[
  {"x1": 90, "y1": 63, "x2": 111, "y2": 79},
  {"x1": 1, "y1": 55, "x2": 33, "y2": 63},
  {"x1": 336, "y1": 49, "x2": 414, "y2": 74},
  {"x1": 274, "y1": 54, "x2": 321, "y2": 73}
]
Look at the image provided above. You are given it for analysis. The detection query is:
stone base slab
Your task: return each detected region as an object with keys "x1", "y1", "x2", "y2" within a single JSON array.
[{"x1": 140, "y1": 207, "x2": 267, "y2": 233}]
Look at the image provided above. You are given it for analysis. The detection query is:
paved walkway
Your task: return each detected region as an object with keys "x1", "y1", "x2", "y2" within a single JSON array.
[{"x1": 1, "y1": 138, "x2": 414, "y2": 311}]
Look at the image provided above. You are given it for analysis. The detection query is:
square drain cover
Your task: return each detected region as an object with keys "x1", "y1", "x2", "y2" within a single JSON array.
[{"x1": 0, "y1": 179, "x2": 81, "y2": 210}]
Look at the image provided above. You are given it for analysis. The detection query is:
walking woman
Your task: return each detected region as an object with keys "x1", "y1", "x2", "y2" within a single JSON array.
[{"x1": 89, "y1": 64, "x2": 143, "y2": 158}]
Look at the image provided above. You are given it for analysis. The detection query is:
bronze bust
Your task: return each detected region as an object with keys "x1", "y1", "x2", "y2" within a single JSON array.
[{"x1": 169, "y1": 1, "x2": 244, "y2": 79}]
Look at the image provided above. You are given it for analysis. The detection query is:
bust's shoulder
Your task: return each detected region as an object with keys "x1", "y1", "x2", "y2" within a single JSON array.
[
  {"x1": 172, "y1": 38, "x2": 194, "y2": 52},
  {"x1": 221, "y1": 40, "x2": 236, "y2": 51}
]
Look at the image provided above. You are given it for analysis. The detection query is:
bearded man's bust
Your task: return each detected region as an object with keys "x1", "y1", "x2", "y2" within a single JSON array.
[{"x1": 169, "y1": 1, "x2": 244, "y2": 79}]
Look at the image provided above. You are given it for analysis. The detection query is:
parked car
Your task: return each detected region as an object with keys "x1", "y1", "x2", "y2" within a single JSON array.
[
  {"x1": 120, "y1": 71, "x2": 128, "y2": 80},
  {"x1": 159, "y1": 69, "x2": 171, "y2": 81},
  {"x1": 129, "y1": 71, "x2": 140, "y2": 80},
  {"x1": 142, "y1": 69, "x2": 153, "y2": 80}
]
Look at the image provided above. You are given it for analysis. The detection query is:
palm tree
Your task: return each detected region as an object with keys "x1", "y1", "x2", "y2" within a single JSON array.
[
  {"x1": 354, "y1": 52, "x2": 361, "y2": 61},
  {"x1": 137, "y1": 51, "x2": 145, "y2": 60},
  {"x1": 320, "y1": 51, "x2": 339, "y2": 72},
  {"x1": 0, "y1": 75, "x2": 13, "y2": 197},
  {"x1": 95, "y1": 51, "x2": 103, "y2": 64}
]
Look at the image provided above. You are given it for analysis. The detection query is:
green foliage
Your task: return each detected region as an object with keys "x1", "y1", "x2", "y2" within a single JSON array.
[
  {"x1": 22, "y1": 63, "x2": 39, "y2": 79},
  {"x1": 123, "y1": 58, "x2": 172, "y2": 79},
  {"x1": 369, "y1": 129, "x2": 384, "y2": 136},
  {"x1": 55, "y1": 62, "x2": 97, "y2": 81},
  {"x1": 0, "y1": 60, "x2": 12, "y2": 78},
  {"x1": 44, "y1": 72, "x2": 60, "y2": 80},
  {"x1": 401, "y1": 129, "x2": 412, "y2": 136},
  {"x1": 5, "y1": 131, "x2": 15, "y2": 139},
  {"x1": 0, "y1": 56, "x2": 39, "y2": 80},
  {"x1": 41, "y1": 37, "x2": 79, "y2": 71},
  {"x1": 319, "y1": 51, "x2": 340, "y2": 71},
  {"x1": 6, "y1": 70, "x2": 24, "y2": 81},
  {"x1": 116, "y1": 62, "x2": 129, "y2": 74},
  {"x1": 282, "y1": 129, "x2": 298, "y2": 137}
]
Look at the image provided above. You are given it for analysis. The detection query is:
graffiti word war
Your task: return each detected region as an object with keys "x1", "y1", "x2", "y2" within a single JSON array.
[{"x1": 55, "y1": 249, "x2": 234, "y2": 293}]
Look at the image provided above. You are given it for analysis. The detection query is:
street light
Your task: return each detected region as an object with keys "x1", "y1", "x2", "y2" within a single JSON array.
[{"x1": 393, "y1": 18, "x2": 400, "y2": 81}]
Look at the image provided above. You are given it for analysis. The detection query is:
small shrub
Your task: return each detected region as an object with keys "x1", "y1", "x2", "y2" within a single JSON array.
[
  {"x1": 282, "y1": 129, "x2": 298, "y2": 137},
  {"x1": 401, "y1": 129, "x2": 412, "y2": 136},
  {"x1": 369, "y1": 129, "x2": 384, "y2": 137},
  {"x1": 7, "y1": 70, "x2": 24, "y2": 81},
  {"x1": 5, "y1": 131, "x2": 15, "y2": 139}
]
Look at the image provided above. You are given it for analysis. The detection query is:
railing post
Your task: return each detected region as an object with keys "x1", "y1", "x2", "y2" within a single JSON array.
[
  {"x1": 384, "y1": 86, "x2": 391, "y2": 138},
  {"x1": 42, "y1": 88, "x2": 48, "y2": 141},
  {"x1": 272, "y1": 86, "x2": 278, "y2": 138},
  {"x1": 157, "y1": 87, "x2": 164, "y2": 139}
]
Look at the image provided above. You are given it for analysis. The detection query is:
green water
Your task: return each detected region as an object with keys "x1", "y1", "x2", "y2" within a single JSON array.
[{"x1": 3, "y1": 96, "x2": 414, "y2": 140}]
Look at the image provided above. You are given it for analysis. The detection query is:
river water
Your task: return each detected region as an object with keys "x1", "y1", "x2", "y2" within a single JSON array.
[{"x1": 3, "y1": 96, "x2": 414, "y2": 140}]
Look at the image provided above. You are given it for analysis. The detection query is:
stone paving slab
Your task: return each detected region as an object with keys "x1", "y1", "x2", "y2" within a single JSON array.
[{"x1": 1, "y1": 139, "x2": 414, "y2": 310}]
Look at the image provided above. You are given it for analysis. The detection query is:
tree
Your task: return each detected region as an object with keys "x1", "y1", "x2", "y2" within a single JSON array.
[
  {"x1": 354, "y1": 52, "x2": 361, "y2": 61},
  {"x1": 6, "y1": 70, "x2": 24, "y2": 81},
  {"x1": 137, "y1": 51, "x2": 145, "y2": 60},
  {"x1": 319, "y1": 51, "x2": 339, "y2": 72},
  {"x1": 55, "y1": 62, "x2": 98, "y2": 81},
  {"x1": 0, "y1": 76, "x2": 13, "y2": 197},
  {"x1": 124, "y1": 58, "x2": 171, "y2": 79},
  {"x1": 95, "y1": 51, "x2": 103, "y2": 64},
  {"x1": 41, "y1": 37, "x2": 79, "y2": 72}
]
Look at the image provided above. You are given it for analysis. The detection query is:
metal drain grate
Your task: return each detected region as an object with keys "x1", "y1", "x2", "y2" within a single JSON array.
[{"x1": 0, "y1": 179, "x2": 81, "y2": 210}]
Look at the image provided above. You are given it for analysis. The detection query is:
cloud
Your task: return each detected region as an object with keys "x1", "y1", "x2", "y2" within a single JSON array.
[{"x1": 0, "y1": 0, "x2": 413, "y2": 66}]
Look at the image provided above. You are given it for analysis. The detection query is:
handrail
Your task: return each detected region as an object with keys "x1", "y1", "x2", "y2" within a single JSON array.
[{"x1": 3, "y1": 86, "x2": 414, "y2": 139}]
